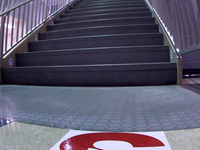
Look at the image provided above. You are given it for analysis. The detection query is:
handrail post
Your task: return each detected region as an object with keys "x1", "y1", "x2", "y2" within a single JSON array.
[
  {"x1": 0, "y1": 15, "x2": 6, "y2": 61},
  {"x1": 177, "y1": 57, "x2": 183, "y2": 85},
  {"x1": 44, "y1": 0, "x2": 49, "y2": 22}
]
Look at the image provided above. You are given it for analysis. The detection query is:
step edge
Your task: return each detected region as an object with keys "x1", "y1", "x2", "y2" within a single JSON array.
[
  {"x1": 64, "y1": 7, "x2": 150, "y2": 15},
  {"x1": 50, "y1": 17, "x2": 155, "y2": 26},
  {"x1": 44, "y1": 24, "x2": 158, "y2": 34},
  {"x1": 60, "y1": 11, "x2": 151, "y2": 19},
  {"x1": 3, "y1": 63, "x2": 177, "y2": 71},
  {"x1": 18, "y1": 45, "x2": 169, "y2": 56},
  {"x1": 70, "y1": 4, "x2": 148, "y2": 11},
  {"x1": 41, "y1": 24, "x2": 158, "y2": 35},
  {"x1": 76, "y1": 2, "x2": 147, "y2": 7},
  {"x1": 29, "y1": 33, "x2": 163, "y2": 44}
]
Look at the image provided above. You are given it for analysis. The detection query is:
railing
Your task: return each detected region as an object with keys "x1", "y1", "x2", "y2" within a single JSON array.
[
  {"x1": 0, "y1": 0, "x2": 74, "y2": 60},
  {"x1": 146, "y1": 0, "x2": 200, "y2": 55},
  {"x1": 145, "y1": 0, "x2": 178, "y2": 59},
  {"x1": 0, "y1": 0, "x2": 27, "y2": 13},
  {"x1": 146, "y1": 0, "x2": 200, "y2": 78},
  {"x1": 145, "y1": 0, "x2": 184, "y2": 84}
]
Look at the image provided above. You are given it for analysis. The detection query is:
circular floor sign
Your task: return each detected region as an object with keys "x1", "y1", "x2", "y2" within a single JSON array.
[{"x1": 50, "y1": 130, "x2": 172, "y2": 150}]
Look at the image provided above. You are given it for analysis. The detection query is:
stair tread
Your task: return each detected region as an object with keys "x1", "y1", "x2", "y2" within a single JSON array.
[
  {"x1": 19, "y1": 45, "x2": 169, "y2": 55},
  {"x1": 71, "y1": 4, "x2": 147, "y2": 11},
  {"x1": 53, "y1": 17, "x2": 154, "y2": 25},
  {"x1": 42, "y1": 24, "x2": 159, "y2": 40},
  {"x1": 44, "y1": 24, "x2": 158, "y2": 36},
  {"x1": 75, "y1": 3, "x2": 147, "y2": 7},
  {"x1": 29, "y1": 33, "x2": 164, "y2": 51},
  {"x1": 16, "y1": 45, "x2": 170, "y2": 66},
  {"x1": 49, "y1": 19, "x2": 155, "y2": 31},
  {"x1": 42, "y1": 24, "x2": 158, "y2": 34},
  {"x1": 65, "y1": 7, "x2": 149, "y2": 15},
  {"x1": 4, "y1": 62, "x2": 176, "y2": 71},
  {"x1": 60, "y1": 11, "x2": 151, "y2": 19},
  {"x1": 78, "y1": 1, "x2": 146, "y2": 6},
  {"x1": 30, "y1": 33, "x2": 163, "y2": 44}
]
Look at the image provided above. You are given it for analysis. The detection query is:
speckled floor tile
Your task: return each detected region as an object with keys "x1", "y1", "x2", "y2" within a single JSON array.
[
  {"x1": 165, "y1": 128, "x2": 200, "y2": 150},
  {"x1": 1, "y1": 122, "x2": 200, "y2": 150},
  {"x1": 0, "y1": 122, "x2": 69, "y2": 150}
]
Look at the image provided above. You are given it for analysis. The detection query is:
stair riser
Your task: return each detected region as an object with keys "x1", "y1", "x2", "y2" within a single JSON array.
[
  {"x1": 2, "y1": 68, "x2": 177, "y2": 86},
  {"x1": 16, "y1": 51, "x2": 169, "y2": 66},
  {"x1": 58, "y1": 12, "x2": 152, "y2": 23},
  {"x1": 65, "y1": 7, "x2": 149, "y2": 17},
  {"x1": 29, "y1": 34, "x2": 164, "y2": 51},
  {"x1": 61, "y1": 11, "x2": 151, "y2": 18},
  {"x1": 48, "y1": 18, "x2": 155, "y2": 31},
  {"x1": 77, "y1": 2, "x2": 146, "y2": 8},
  {"x1": 40, "y1": 26, "x2": 158, "y2": 40},
  {"x1": 82, "y1": 0, "x2": 144, "y2": 2},
  {"x1": 71, "y1": 4, "x2": 147, "y2": 12},
  {"x1": 68, "y1": 6, "x2": 149, "y2": 14},
  {"x1": 83, "y1": 0, "x2": 144, "y2": 1},
  {"x1": 78, "y1": 0, "x2": 145, "y2": 6}
]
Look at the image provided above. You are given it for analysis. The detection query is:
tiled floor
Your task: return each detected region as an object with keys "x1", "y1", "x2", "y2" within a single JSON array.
[
  {"x1": 0, "y1": 85, "x2": 200, "y2": 132},
  {"x1": 0, "y1": 122, "x2": 69, "y2": 150},
  {"x1": 0, "y1": 84, "x2": 200, "y2": 149},
  {"x1": 0, "y1": 122, "x2": 200, "y2": 150}
]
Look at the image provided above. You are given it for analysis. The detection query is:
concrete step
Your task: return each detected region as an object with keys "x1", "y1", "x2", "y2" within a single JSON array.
[
  {"x1": 16, "y1": 46, "x2": 169, "y2": 66},
  {"x1": 58, "y1": 11, "x2": 152, "y2": 23},
  {"x1": 29, "y1": 33, "x2": 164, "y2": 52},
  {"x1": 64, "y1": 7, "x2": 150, "y2": 17},
  {"x1": 48, "y1": 17, "x2": 155, "y2": 31},
  {"x1": 40, "y1": 24, "x2": 159, "y2": 40},
  {"x1": 2, "y1": 62, "x2": 177, "y2": 86}
]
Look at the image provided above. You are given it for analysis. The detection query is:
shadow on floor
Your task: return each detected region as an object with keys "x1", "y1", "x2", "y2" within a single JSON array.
[
  {"x1": 182, "y1": 84, "x2": 200, "y2": 95},
  {"x1": 182, "y1": 76, "x2": 200, "y2": 94}
]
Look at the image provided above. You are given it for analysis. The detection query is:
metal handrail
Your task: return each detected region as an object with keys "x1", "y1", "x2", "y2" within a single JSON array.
[
  {"x1": 0, "y1": 0, "x2": 74, "y2": 60},
  {"x1": 146, "y1": 0, "x2": 200, "y2": 56},
  {"x1": 0, "y1": 0, "x2": 33, "y2": 16},
  {"x1": 145, "y1": 0, "x2": 180, "y2": 58},
  {"x1": 145, "y1": 0, "x2": 183, "y2": 84},
  {"x1": 178, "y1": 44, "x2": 200, "y2": 56}
]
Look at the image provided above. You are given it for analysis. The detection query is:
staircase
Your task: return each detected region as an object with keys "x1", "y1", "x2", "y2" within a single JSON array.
[{"x1": 2, "y1": 0, "x2": 177, "y2": 86}]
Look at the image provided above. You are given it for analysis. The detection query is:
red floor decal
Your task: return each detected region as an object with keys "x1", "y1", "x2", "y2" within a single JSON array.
[{"x1": 51, "y1": 130, "x2": 171, "y2": 150}]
